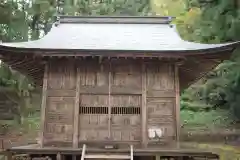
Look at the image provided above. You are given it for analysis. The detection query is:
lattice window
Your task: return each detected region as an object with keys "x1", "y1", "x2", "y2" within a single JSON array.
[
  {"x1": 79, "y1": 107, "x2": 108, "y2": 114},
  {"x1": 79, "y1": 107, "x2": 141, "y2": 114},
  {"x1": 111, "y1": 107, "x2": 141, "y2": 115}
]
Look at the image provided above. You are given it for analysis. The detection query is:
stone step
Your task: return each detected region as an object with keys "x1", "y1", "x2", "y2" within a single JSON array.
[{"x1": 84, "y1": 154, "x2": 131, "y2": 159}]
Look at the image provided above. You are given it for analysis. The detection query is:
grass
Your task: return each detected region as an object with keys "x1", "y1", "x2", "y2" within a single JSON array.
[
  {"x1": 0, "y1": 112, "x2": 40, "y2": 137},
  {"x1": 20, "y1": 112, "x2": 40, "y2": 133},
  {"x1": 189, "y1": 143, "x2": 240, "y2": 160},
  {"x1": 180, "y1": 109, "x2": 237, "y2": 131}
]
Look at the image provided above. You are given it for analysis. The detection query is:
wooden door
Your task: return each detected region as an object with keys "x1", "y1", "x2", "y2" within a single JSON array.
[
  {"x1": 78, "y1": 60, "x2": 142, "y2": 144},
  {"x1": 78, "y1": 62, "x2": 110, "y2": 142},
  {"x1": 146, "y1": 63, "x2": 176, "y2": 145},
  {"x1": 110, "y1": 95, "x2": 141, "y2": 142},
  {"x1": 109, "y1": 61, "x2": 142, "y2": 142}
]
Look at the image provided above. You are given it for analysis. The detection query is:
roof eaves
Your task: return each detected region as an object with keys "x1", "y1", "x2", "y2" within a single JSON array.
[
  {"x1": 0, "y1": 40, "x2": 239, "y2": 55},
  {"x1": 58, "y1": 15, "x2": 174, "y2": 24}
]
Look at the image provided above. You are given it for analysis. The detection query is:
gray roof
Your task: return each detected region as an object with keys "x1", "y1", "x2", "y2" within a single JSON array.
[{"x1": 0, "y1": 16, "x2": 239, "y2": 52}]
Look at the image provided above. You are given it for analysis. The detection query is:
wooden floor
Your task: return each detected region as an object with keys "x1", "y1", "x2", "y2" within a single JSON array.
[{"x1": 6, "y1": 144, "x2": 219, "y2": 158}]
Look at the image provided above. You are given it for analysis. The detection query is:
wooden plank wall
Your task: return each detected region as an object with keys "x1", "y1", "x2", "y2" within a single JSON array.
[
  {"x1": 40, "y1": 58, "x2": 178, "y2": 148},
  {"x1": 78, "y1": 59, "x2": 142, "y2": 145},
  {"x1": 145, "y1": 63, "x2": 176, "y2": 147},
  {"x1": 78, "y1": 60, "x2": 110, "y2": 143},
  {"x1": 42, "y1": 59, "x2": 76, "y2": 147}
]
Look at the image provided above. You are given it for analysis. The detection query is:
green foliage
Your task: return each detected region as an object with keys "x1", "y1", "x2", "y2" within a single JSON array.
[
  {"x1": 151, "y1": 0, "x2": 186, "y2": 17},
  {"x1": 193, "y1": 143, "x2": 240, "y2": 160},
  {"x1": 61, "y1": 0, "x2": 151, "y2": 16},
  {"x1": 181, "y1": 0, "x2": 240, "y2": 119},
  {"x1": 0, "y1": 0, "x2": 152, "y2": 127},
  {"x1": 181, "y1": 109, "x2": 236, "y2": 130},
  {"x1": 153, "y1": 0, "x2": 240, "y2": 121},
  {"x1": 0, "y1": 63, "x2": 13, "y2": 86},
  {"x1": 175, "y1": 7, "x2": 203, "y2": 42},
  {"x1": 0, "y1": 63, "x2": 37, "y2": 124},
  {"x1": 0, "y1": 112, "x2": 40, "y2": 136},
  {"x1": 185, "y1": 0, "x2": 240, "y2": 42}
]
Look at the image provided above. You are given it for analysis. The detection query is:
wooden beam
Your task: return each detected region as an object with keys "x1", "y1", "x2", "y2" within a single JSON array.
[
  {"x1": 7, "y1": 151, "x2": 12, "y2": 160},
  {"x1": 147, "y1": 90, "x2": 175, "y2": 98},
  {"x1": 56, "y1": 152, "x2": 61, "y2": 160},
  {"x1": 174, "y1": 63, "x2": 180, "y2": 145},
  {"x1": 39, "y1": 52, "x2": 185, "y2": 59},
  {"x1": 39, "y1": 63, "x2": 49, "y2": 148},
  {"x1": 155, "y1": 155, "x2": 161, "y2": 160},
  {"x1": 141, "y1": 62, "x2": 147, "y2": 147},
  {"x1": 108, "y1": 62, "x2": 112, "y2": 139},
  {"x1": 27, "y1": 67, "x2": 43, "y2": 72},
  {"x1": 2, "y1": 56, "x2": 24, "y2": 64},
  {"x1": 81, "y1": 144, "x2": 86, "y2": 160},
  {"x1": 48, "y1": 90, "x2": 76, "y2": 97},
  {"x1": 17, "y1": 63, "x2": 42, "y2": 70},
  {"x1": 79, "y1": 86, "x2": 141, "y2": 95},
  {"x1": 84, "y1": 155, "x2": 131, "y2": 159},
  {"x1": 27, "y1": 71, "x2": 43, "y2": 77},
  {"x1": 10, "y1": 58, "x2": 33, "y2": 67},
  {"x1": 27, "y1": 70, "x2": 43, "y2": 76},
  {"x1": 73, "y1": 66, "x2": 81, "y2": 148},
  {"x1": 130, "y1": 145, "x2": 133, "y2": 160}
]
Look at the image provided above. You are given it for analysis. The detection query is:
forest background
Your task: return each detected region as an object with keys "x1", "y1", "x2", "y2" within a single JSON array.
[{"x1": 0, "y1": 0, "x2": 240, "y2": 153}]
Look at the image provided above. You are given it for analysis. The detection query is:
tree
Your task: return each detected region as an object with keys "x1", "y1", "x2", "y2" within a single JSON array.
[
  {"x1": 182, "y1": 0, "x2": 240, "y2": 119},
  {"x1": 152, "y1": 0, "x2": 240, "y2": 120},
  {"x1": 151, "y1": 0, "x2": 186, "y2": 17},
  {"x1": 0, "y1": 0, "x2": 152, "y2": 125}
]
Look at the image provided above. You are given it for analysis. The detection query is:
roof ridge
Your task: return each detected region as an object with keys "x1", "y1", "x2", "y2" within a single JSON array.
[{"x1": 58, "y1": 15, "x2": 174, "y2": 24}]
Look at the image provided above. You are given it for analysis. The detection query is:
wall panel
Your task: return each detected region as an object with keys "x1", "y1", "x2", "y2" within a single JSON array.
[
  {"x1": 43, "y1": 60, "x2": 76, "y2": 147},
  {"x1": 146, "y1": 63, "x2": 176, "y2": 146},
  {"x1": 41, "y1": 59, "x2": 178, "y2": 148}
]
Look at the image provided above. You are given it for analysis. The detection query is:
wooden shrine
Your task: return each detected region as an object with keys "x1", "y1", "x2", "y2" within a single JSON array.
[{"x1": 0, "y1": 16, "x2": 239, "y2": 160}]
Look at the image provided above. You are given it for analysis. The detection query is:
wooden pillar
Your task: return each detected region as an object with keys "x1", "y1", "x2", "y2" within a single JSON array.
[
  {"x1": 141, "y1": 62, "x2": 147, "y2": 147},
  {"x1": 40, "y1": 63, "x2": 49, "y2": 148},
  {"x1": 174, "y1": 63, "x2": 180, "y2": 144},
  {"x1": 56, "y1": 152, "x2": 62, "y2": 160},
  {"x1": 108, "y1": 61, "x2": 112, "y2": 139},
  {"x1": 155, "y1": 155, "x2": 161, "y2": 160},
  {"x1": 6, "y1": 152, "x2": 12, "y2": 160},
  {"x1": 73, "y1": 66, "x2": 81, "y2": 148}
]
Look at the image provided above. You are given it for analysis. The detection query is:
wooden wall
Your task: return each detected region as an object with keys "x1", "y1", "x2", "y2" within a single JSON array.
[
  {"x1": 41, "y1": 59, "x2": 76, "y2": 147},
  {"x1": 146, "y1": 63, "x2": 177, "y2": 147},
  {"x1": 78, "y1": 59, "x2": 142, "y2": 147},
  {"x1": 40, "y1": 58, "x2": 179, "y2": 148}
]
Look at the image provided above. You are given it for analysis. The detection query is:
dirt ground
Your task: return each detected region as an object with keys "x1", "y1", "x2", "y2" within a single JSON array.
[{"x1": 0, "y1": 130, "x2": 37, "y2": 150}]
